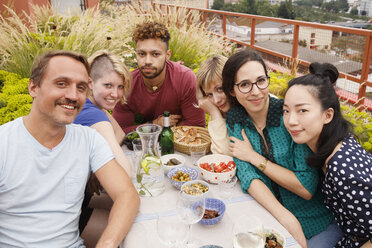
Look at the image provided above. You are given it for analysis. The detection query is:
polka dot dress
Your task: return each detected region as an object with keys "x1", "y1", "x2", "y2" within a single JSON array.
[{"x1": 323, "y1": 136, "x2": 372, "y2": 248}]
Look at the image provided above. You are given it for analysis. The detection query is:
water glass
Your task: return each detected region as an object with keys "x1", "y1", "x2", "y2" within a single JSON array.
[
  {"x1": 157, "y1": 214, "x2": 188, "y2": 248},
  {"x1": 232, "y1": 215, "x2": 265, "y2": 248},
  {"x1": 132, "y1": 139, "x2": 142, "y2": 157},
  {"x1": 189, "y1": 146, "x2": 206, "y2": 166},
  {"x1": 217, "y1": 176, "x2": 238, "y2": 201}
]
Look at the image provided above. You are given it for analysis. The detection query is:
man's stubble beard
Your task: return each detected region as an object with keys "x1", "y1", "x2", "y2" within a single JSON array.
[{"x1": 140, "y1": 60, "x2": 167, "y2": 80}]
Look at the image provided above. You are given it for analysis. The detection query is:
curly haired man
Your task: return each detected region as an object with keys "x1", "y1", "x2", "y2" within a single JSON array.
[{"x1": 113, "y1": 21, "x2": 205, "y2": 133}]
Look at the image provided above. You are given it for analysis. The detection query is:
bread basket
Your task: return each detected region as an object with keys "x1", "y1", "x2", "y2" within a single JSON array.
[{"x1": 172, "y1": 126, "x2": 211, "y2": 155}]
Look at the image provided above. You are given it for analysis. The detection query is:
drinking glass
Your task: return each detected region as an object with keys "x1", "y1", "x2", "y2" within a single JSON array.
[
  {"x1": 217, "y1": 176, "x2": 238, "y2": 201},
  {"x1": 189, "y1": 146, "x2": 206, "y2": 166},
  {"x1": 176, "y1": 187, "x2": 206, "y2": 247},
  {"x1": 232, "y1": 215, "x2": 265, "y2": 248},
  {"x1": 132, "y1": 139, "x2": 142, "y2": 158},
  {"x1": 157, "y1": 214, "x2": 188, "y2": 248}
]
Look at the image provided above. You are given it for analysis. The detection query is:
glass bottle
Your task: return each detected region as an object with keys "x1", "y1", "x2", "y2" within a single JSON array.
[
  {"x1": 160, "y1": 111, "x2": 174, "y2": 155},
  {"x1": 135, "y1": 124, "x2": 165, "y2": 197}
]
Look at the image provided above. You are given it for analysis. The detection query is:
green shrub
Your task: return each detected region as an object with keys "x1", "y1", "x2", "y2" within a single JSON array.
[{"x1": 0, "y1": 70, "x2": 32, "y2": 125}]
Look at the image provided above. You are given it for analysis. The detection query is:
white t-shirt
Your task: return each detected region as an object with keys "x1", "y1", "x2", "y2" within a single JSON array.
[{"x1": 0, "y1": 117, "x2": 114, "y2": 247}]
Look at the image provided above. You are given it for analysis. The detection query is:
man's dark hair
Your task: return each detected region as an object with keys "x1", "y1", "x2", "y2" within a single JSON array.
[
  {"x1": 30, "y1": 50, "x2": 90, "y2": 86},
  {"x1": 132, "y1": 21, "x2": 171, "y2": 49}
]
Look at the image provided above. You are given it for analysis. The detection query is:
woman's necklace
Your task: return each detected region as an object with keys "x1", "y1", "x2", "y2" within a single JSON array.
[{"x1": 252, "y1": 120, "x2": 265, "y2": 132}]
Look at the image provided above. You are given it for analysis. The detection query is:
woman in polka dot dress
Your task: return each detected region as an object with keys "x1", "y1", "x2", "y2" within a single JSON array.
[{"x1": 283, "y1": 62, "x2": 372, "y2": 248}]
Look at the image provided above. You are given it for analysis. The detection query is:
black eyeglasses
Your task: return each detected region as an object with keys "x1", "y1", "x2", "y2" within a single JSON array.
[{"x1": 234, "y1": 76, "x2": 270, "y2": 94}]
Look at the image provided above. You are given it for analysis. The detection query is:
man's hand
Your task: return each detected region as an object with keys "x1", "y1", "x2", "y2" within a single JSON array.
[
  {"x1": 154, "y1": 114, "x2": 181, "y2": 127},
  {"x1": 86, "y1": 173, "x2": 103, "y2": 195}
]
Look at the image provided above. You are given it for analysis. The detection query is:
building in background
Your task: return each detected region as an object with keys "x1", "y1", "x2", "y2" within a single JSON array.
[
  {"x1": 360, "y1": 0, "x2": 372, "y2": 17},
  {"x1": 298, "y1": 27, "x2": 333, "y2": 50},
  {"x1": 0, "y1": 0, "x2": 99, "y2": 17}
]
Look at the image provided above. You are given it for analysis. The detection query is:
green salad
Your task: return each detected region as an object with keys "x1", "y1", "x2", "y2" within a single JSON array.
[{"x1": 127, "y1": 131, "x2": 140, "y2": 140}]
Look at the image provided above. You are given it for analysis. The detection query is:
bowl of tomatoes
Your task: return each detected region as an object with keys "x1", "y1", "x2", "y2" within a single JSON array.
[{"x1": 197, "y1": 154, "x2": 236, "y2": 184}]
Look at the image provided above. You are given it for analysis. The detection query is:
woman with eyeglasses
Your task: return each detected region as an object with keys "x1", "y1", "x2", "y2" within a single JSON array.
[{"x1": 222, "y1": 49, "x2": 342, "y2": 248}]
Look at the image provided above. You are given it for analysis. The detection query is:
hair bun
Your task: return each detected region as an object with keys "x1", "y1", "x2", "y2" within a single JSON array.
[{"x1": 309, "y1": 62, "x2": 338, "y2": 85}]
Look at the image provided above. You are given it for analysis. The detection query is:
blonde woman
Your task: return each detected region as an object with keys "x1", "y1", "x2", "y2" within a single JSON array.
[
  {"x1": 196, "y1": 55, "x2": 231, "y2": 155},
  {"x1": 74, "y1": 50, "x2": 133, "y2": 246}
]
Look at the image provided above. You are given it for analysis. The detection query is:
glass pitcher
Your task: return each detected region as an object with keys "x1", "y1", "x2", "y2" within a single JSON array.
[{"x1": 135, "y1": 124, "x2": 165, "y2": 197}]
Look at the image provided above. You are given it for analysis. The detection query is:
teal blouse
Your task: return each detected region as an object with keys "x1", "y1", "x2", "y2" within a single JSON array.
[{"x1": 226, "y1": 97, "x2": 333, "y2": 239}]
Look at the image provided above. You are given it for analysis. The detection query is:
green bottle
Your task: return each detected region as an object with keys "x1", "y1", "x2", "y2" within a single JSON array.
[{"x1": 160, "y1": 111, "x2": 174, "y2": 155}]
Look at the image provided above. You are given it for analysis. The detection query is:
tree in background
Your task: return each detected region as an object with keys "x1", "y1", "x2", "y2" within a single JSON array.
[
  {"x1": 278, "y1": 0, "x2": 295, "y2": 19},
  {"x1": 350, "y1": 7, "x2": 358, "y2": 16},
  {"x1": 338, "y1": 0, "x2": 349, "y2": 12},
  {"x1": 212, "y1": 0, "x2": 224, "y2": 10},
  {"x1": 296, "y1": 0, "x2": 323, "y2": 8},
  {"x1": 222, "y1": 3, "x2": 237, "y2": 12},
  {"x1": 239, "y1": 0, "x2": 257, "y2": 14},
  {"x1": 257, "y1": 0, "x2": 277, "y2": 17}
]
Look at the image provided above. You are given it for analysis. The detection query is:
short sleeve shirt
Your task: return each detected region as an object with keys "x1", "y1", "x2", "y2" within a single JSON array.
[
  {"x1": 0, "y1": 118, "x2": 114, "y2": 247},
  {"x1": 323, "y1": 136, "x2": 372, "y2": 248},
  {"x1": 226, "y1": 97, "x2": 333, "y2": 239},
  {"x1": 74, "y1": 98, "x2": 110, "y2": 127}
]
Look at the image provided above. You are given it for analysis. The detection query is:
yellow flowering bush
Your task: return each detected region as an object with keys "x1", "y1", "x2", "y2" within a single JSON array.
[{"x1": 0, "y1": 70, "x2": 32, "y2": 125}]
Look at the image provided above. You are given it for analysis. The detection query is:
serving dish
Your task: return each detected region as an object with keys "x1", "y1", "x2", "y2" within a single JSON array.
[
  {"x1": 171, "y1": 126, "x2": 211, "y2": 155},
  {"x1": 197, "y1": 154, "x2": 237, "y2": 184},
  {"x1": 122, "y1": 131, "x2": 140, "y2": 150},
  {"x1": 181, "y1": 179, "x2": 210, "y2": 198},
  {"x1": 199, "y1": 198, "x2": 226, "y2": 226},
  {"x1": 160, "y1": 153, "x2": 186, "y2": 175},
  {"x1": 167, "y1": 166, "x2": 198, "y2": 190},
  {"x1": 263, "y1": 227, "x2": 286, "y2": 248}
]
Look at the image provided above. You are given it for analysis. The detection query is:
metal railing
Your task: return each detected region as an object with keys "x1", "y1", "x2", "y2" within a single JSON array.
[{"x1": 150, "y1": 1, "x2": 372, "y2": 110}]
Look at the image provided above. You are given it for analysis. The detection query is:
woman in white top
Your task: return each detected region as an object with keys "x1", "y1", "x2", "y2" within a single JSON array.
[{"x1": 196, "y1": 55, "x2": 231, "y2": 155}]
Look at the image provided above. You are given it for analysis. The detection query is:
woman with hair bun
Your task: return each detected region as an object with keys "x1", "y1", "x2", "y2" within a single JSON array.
[
  {"x1": 283, "y1": 62, "x2": 372, "y2": 248},
  {"x1": 223, "y1": 50, "x2": 341, "y2": 248}
]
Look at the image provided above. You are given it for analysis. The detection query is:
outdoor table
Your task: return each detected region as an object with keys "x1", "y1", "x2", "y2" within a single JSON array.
[{"x1": 120, "y1": 146, "x2": 300, "y2": 248}]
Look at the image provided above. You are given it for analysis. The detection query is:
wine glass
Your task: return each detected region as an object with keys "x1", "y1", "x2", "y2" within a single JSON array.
[
  {"x1": 157, "y1": 214, "x2": 188, "y2": 248},
  {"x1": 176, "y1": 186, "x2": 206, "y2": 247},
  {"x1": 232, "y1": 215, "x2": 265, "y2": 248}
]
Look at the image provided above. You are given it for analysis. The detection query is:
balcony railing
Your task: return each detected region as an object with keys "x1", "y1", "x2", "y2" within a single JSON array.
[{"x1": 150, "y1": 1, "x2": 372, "y2": 111}]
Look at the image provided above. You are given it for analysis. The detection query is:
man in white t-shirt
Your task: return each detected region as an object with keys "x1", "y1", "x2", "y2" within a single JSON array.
[{"x1": 0, "y1": 50, "x2": 140, "y2": 248}]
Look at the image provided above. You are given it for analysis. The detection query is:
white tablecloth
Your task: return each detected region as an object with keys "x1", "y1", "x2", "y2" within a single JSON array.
[{"x1": 120, "y1": 148, "x2": 300, "y2": 248}]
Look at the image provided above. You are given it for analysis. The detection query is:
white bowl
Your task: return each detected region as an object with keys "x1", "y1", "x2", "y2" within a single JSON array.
[
  {"x1": 161, "y1": 154, "x2": 186, "y2": 175},
  {"x1": 197, "y1": 154, "x2": 237, "y2": 184},
  {"x1": 181, "y1": 179, "x2": 210, "y2": 198}
]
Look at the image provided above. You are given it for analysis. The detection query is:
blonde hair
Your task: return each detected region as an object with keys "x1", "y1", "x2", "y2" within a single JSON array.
[
  {"x1": 196, "y1": 55, "x2": 228, "y2": 99},
  {"x1": 88, "y1": 50, "x2": 132, "y2": 104}
]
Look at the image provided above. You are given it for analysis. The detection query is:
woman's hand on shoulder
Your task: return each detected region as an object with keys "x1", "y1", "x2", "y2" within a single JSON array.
[{"x1": 229, "y1": 129, "x2": 255, "y2": 163}]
